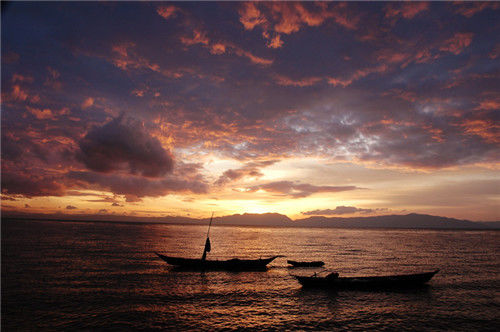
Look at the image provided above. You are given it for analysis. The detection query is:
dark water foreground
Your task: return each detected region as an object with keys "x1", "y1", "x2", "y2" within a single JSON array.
[{"x1": 2, "y1": 219, "x2": 499, "y2": 330}]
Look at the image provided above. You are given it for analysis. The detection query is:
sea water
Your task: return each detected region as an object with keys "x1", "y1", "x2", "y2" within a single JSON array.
[{"x1": 2, "y1": 219, "x2": 499, "y2": 330}]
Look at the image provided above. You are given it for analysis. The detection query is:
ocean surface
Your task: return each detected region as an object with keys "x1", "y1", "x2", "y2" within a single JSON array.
[{"x1": 2, "y1": 219, "x2": 499, "y2": 331}]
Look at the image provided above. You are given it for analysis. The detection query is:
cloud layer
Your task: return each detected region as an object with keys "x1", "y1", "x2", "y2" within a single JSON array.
[{"x1": 1, "y1": 2, "x2": 498, "y2": 220}]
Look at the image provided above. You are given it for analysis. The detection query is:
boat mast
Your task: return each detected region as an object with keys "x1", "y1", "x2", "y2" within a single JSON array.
[{"x1": 201, "y1": 212, "x2": 214, "y2": 261}]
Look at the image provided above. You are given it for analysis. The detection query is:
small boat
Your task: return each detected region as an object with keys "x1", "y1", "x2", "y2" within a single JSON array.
[
  {"x1": 156, "y1": 213, "x2": 281, "y2": 271},
  {"x1": 156, "y1": 253, "x2": 281, "y2": 271},
  {"x1": 287, "y1": 260, "x2": 325, "y2": 267},
  {"x1": 294, "y1": 269, "x2": 439, "y2": 289}
]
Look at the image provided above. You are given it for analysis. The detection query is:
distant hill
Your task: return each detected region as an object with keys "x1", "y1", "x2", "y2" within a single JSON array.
[
  {"x1": 293, "y1": 213, "x2": 498, "y2": 229},
  {"x1": 2, "y1": 211, "x2": 498, "y2": 229}
]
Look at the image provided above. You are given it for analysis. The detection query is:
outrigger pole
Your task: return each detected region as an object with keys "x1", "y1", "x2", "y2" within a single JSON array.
[{"x1": 201, "y1": 212, "x2": 214, "y2": 261}]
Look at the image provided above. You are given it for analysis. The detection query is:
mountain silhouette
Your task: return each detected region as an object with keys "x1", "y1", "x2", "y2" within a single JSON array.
[{"x1": 2, "y1": 211, "x2": 498, "y2": 229}]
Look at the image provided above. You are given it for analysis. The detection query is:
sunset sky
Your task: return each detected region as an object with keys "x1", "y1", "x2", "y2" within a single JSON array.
[{"x1": 1, "y1": 2, "x2": 499, "y2": 221}]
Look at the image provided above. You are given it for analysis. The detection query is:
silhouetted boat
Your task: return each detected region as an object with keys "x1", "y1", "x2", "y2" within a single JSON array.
[
  {"x1": 294, "y1": 269, "x2": 439, "y2": 289},
  {"x1": 287, "y1": 260, "x2": 325, "y2": 267},
  {"x1": 156, "y1": 253, "x2": 281, "y2": 271},
  {"x1": 155, "y1": 213, "x2": 281, "y2": 271}
]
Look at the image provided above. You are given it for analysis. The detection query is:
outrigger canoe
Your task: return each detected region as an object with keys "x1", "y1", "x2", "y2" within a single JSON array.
[
  {"x1": 294, "y1": 269, "x2": 439, "y2": 289},
  {"x1": 156, "y1": 253, "x2": 280, "y2": 271}
]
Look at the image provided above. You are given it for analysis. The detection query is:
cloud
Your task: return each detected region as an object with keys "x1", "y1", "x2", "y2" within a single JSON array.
[
  {"x1": 110, "y1": 42, "x2": 161, "y2": 73},
  {"x1": 439, "y1": 33, "x2": 474, "y2": 55},
  {"x1": 82, "y1": 97, "x2": 94, "y2": 109},
  {"x1": 210, "y1": 43, "x2": 226, "y2": 55},
  {"x1": 327, "y1": 64, "x2": 388, "y2": 87},
  {"x1": 246, "y1": 181, "x2": 359, "y2": 198},
  {"x1": 12, "y1": 85, "x2": 28, "y2": 101},
  {"x1": 1, "y1": 195, "x2": 17, "y2": 201},
  {"x1": 238, "y1": 2, "x2": 360, "y2": 48},
  {"x1": 1, "y1": 171, "x2": 66, "y2": 197},
  {"x1": 239, "y1": 2, "x2": 267, "y2": 30},
  {"x1": 157, "y1": 5, "x2": 179, "y2": 20},
  {"x1": 454, "y1": 2, "x2": 500, "y2": 18},
  {"x1": 215, "y1": 160, "x2": 277, "y2": 186},
  {"x1": 233, "y1": 46, "x2": 273, "y2": 66},
  {"x1": 26, "y1": 106, "x2": 55, "y2": 120},
  {"x1": 180, "y1": 29, "x2": 210, "y2": 46},
  {"x1": 302, "y1": 206, "x2": 381, "y2": 215},
  {"x1": 266, "y1": 34, "x2": 283, "y2": 49},
  {"x1": 68, "y1": 171, "x2": 209, "y2": 200},
  {"x1": 180, "y1": 29, "x2": 273, "y2": 66},
  {"x1": 66, "y1": 205, "x2": 77, "y2": 209},
  {"x1": 384, "y1": 2, "x2": 429, "y2": 20},
  {"x1": 274, "y1": 75, "x2": 322, "y2": 87},
  {"x1": 459, "y1": 119, "x2": 500, "y2": 144},
  {"x1": 78, "y1": 116, "x2": 174, "y2": 177}
]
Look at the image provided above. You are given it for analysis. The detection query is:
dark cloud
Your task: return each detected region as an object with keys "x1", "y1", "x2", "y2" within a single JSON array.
[
  {"x1": 68, "y1": 171, "x2": 208, "y2": 200},
  {"x1": 246, "y1": 181, "x2": 359, "y2": 198},
  {"x1": 66, "y1": 205, "x2": 77, "y2": 210},
  {"x1": 215, "y1": 160, "x2": 277, "y2": 186},
  {"x1": 78, "y1": 116, "x2": 174, "y2": 177},
  {"x1": 1, "y1": 171, "x2": 66, "y2": 197},
  {"x1": 302, "y1": 206, "x2": 382, "y2": 216},
  {"x1": 1, "y1": 195, "x2": 17, "y2": 201}
]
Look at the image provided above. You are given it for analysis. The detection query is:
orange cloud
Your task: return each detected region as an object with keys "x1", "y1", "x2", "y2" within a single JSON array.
[
  {"x1": 210, "y1": 43, "x2": 226, "y2": 55},
  {"x1": 271, "y1": 2, "x2": 359, "y2": 32},
  {"x1": 266, "y1": 34, "x2": 283, "y2": 49},
  {"x1": 275, "y1": 75, "x2": 322, "y2": 87},
  {"x1": 238, "y1": 2, "x2": 359, "y2": 48},
  {"x1": 454, "y1": 2, "x2": 500, "y2": 18},
  {"x1": 180, "y1": 28, "x2": 273, "y2": 66},
  {"x1": 327, "y1": 2, "x2": 360, "y2": 30},
  {"x1": 109, "y1": 42, "x2": 184, "y2": 78},
  {"x1": 180, "y1": 29, "x2": 210, "y2": 46},
  {"x1": 327, "y1": 64, "x2": 388, "y2": 87},
  {"x1": 440, "y1": 33, "x2": 474, "y2": 55},
  {"x1": 460, "y1": 119, "x2": 500, "y2": 143},
  {"x1": 27, "y1": 106, "x2": 55, "y2": 120},
  {"x1": 112, "y1": 42, "x2": 133, "y2": 57},
  {"x1": 474, "y1": 99, "x2": 500, "y2": 111},
  {"x1": 385, "y1": 2, "x2": 429, "y2": 20},
  {"x1": 156, "y1": 5, "x2": 178, "y2": 20},
  {"x1": 82, "y1": 97, "x2": 94, "y2": 109},
  {"x1": 271, "y1": 3, "x2": 304, "y2": 34},
  {"x1": 131, "y1": 89, "x2": 145, "y2": 97},
  {"x1": 239, "y1": 2, "x2": 267, "y2": 30},
  {"x1": 234, "y1": 47, "x2": 273, "y2": 66},
  {"x1": 12, "y1": 85, "x2": 28, "y2": 101}
]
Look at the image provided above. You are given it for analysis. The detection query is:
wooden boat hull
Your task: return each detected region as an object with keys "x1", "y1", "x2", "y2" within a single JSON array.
[
  {"x1": 288, "y1": 260, "x2": 325, "y2": 267},
  {"x1": 155, "y1": 253, "x2": 280, "y2": 271},
  {"x1": 294, "y1": 270, "x2": 439, "y2": 289}
]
